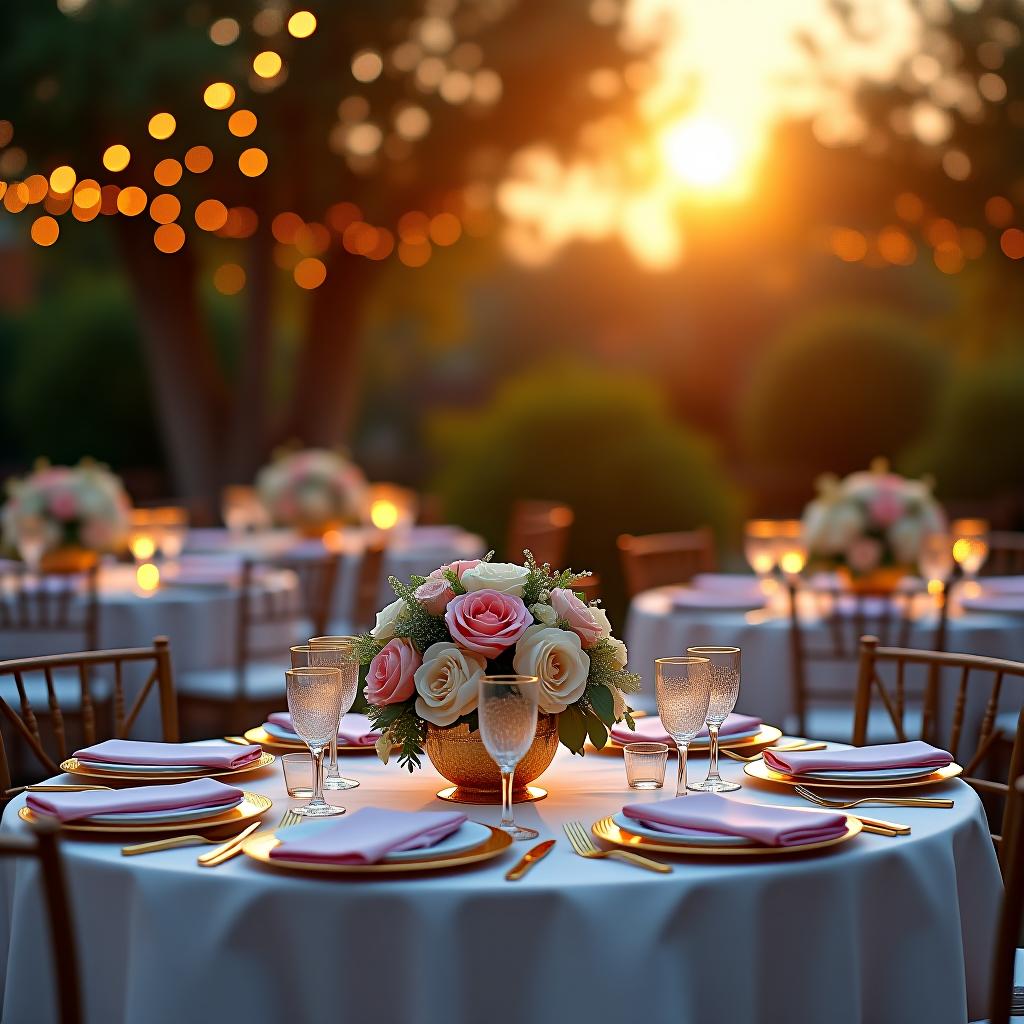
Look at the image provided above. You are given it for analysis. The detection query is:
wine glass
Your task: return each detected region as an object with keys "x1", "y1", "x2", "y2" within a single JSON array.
[
  {"x1": 285, "y1": 666, "x2": 345, "y2": 817},
  {"x1": 686, "y1": 646, "x2": 741, "y2": 793},
  {"x1": 15, "y1": 517, "x2": 48, "y2": 574},
  {"x1": 302, "y1": 636, "x2": 361, "y2": 790},
  {"x1": 478, "y1": 675, "x2": 540, "y2": 841},
  {"x1": 952, "y1": 518, "x2": 989, "y2": 588},
  {"x1": 655, "y1": 657, "x2": 712, "y2": 797},
  {"x1": 743, "y1": 520, "x2": 778, "y2": 580}
]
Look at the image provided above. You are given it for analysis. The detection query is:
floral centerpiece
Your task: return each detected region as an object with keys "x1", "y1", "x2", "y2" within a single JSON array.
[
  {"x1": 255, "y1": 447, "x2": 368, "y2": 535},
  {"x1": 1, "y1": 458, "x2": 132, "y2": 571},
  {"x1": 358, "y1": 553, "x2": 640, "y2": 790},
  {"x1": 801, "y1": 459, "x2": 945, "y2": 582}
]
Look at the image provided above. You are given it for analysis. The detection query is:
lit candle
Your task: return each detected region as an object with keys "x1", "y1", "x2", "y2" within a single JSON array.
[
  {"x1": 136, "y1": 562, "x2": 160, "y2": 593},
  {"x1": 364, "y1": 484, "x2": 417, "y2": 532}
]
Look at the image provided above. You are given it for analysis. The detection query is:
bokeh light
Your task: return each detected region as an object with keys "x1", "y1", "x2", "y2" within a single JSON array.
[
  {"x1": 398, "y1": 239, "x2": 431, "y2": 267},
  {"x1": 30, "y1": 215, "x2": 59, "y2": 246},
  {"x1": 102, "y1": 144, "x2": 130, "y2": 172},
  {"x1": 195, "y1": 199, "x2": 228, "y2": 231},
  {"x1": 203, "y1": 82, "x2": 236, "y2": 110},
  {"x1": 184, "y1": 146, "x2": 213, "y2": 173},
  {"x1": 149, "y1": 193, "x2": 180, "y2": 224},
  {"x1": 352, "y1": 50, "x2": 383, "y2": 83},
  {"x1": 24, "y1": 175, "x2": 49, "y2": 203},
  {"x1": 228, "y1": 110, "x2": 257, "y2": 137},
  {"x1": 213, "y1": 263, "x2": 246, "y2": 294},
  {"x1": 272, "y1": 212, "x2": 303, "y2": 244},
  {"x1": 209, "y1": 17, "x2": 239, "y2": 46},
  {"x1": 154, "y1": 223, "x2": 185, "y2": 253},
  {"x1": 287, "y1": 11, "x2": 316, "y2": 38},
  {"x1": 147, "y1": 113, "x2": 176, "y2": 140},
  {"x1": 116, "y1": 186, "x2": 148, "y2": 216},
  {"x1": 429, "y1": 212, "x2": 462, "y2": 246},
  {"x1": 294, "y1": 257, "x2": 327, "y2": 289},
  {"x1": 238, "y1": 148, "x2": 268, "y2": 176},
  {"x1": 48, "y1": 165, "x2": 76, "y2": 194},
  {"x1": 253, "y1": 51, "x2": 282, "y2": 78},
  {"x1": 1001, "y1": 228, "x2": 1024, "y2": 260},
  {"x1": 154, "y1": 159, "x2": 182, "y2": 187}
]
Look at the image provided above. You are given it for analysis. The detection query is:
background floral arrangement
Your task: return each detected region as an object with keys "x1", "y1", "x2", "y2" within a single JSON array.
[
  {"x1": 801, "y1": 459, "x2": 946, "y2": 575},
  {"x1": 358, "y1": 552, "x2": 640, "y2": 769},
  {"x1": 255, "y1": 447, "x2": 368, "y2": 530},
  {"x1": 1, "y1": 458, "x2": 132, "y2": 555}
]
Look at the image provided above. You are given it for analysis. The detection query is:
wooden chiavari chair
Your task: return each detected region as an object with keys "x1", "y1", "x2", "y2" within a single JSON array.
[
  {"x1": 178, "y1": 551, "x2": 339, "y2": 735},
  {"x1": 986, "y1": 775, "x2": 1024, "y2": 1024},
  {"x1": 986, "y1": 532, "x2": 1024, "y2": 577},
  {"x1": 506, "y1": 501, "x2": 573, "y2": 568},
  {"x1": 0, "y1": 563, "x2": 100, "y2": 653},
  {"x1": 788, "y1": 582, "x2": 949, "y2": 740},
  {"x1": 854, "y1": 637, "x2": 1024, "y2": 859},
  {"x1": 617, "y1": 528, "x2": 717, "y2": 599},
  {"x1": 0, "y1": 821, "x2": 81, "y2": 1024},
  {"x1": 353, "y1": 537, "x2": 387, "y2": 632},
  {"x1": 0, "y1": 637, "x2": 178, "y2": 793}
]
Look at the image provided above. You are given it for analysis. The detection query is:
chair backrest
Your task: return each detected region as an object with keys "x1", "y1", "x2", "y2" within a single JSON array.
[
  {"x1": 353, "y1": 538, "x2": 387, "y2": 632},
  {"x1": 0, "y1": 637, "x2": 179, "y2": 792},
  {"x1": 0, "y1": 822, "x2": 81, "y2": 1024},
  {"x1": 987, "y1": 531, "x2": 1024, "y2": 577},
  {"x1": 787, "y1": 582, "x2": 949, "y2": 737},
  {"x1": 990, "y1": 774, "x2": 1024, "y2": 1024},
  {"x1": 854, "y1": 637, "x2": 1024, "y2": 853},
  {"x1": 507, "y1": 500, "x2": 573, "y2": 568},
  {"x1": 0, "y1": 565, "x2": 100, "y2": 652},
  {"x1": 617, "y1": 528, "x2": 716, "y2": 598}
]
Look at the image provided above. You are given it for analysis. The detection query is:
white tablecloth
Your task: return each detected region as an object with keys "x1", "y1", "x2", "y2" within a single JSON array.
[
  {"x1": 625, "y1": 583, "x2": 1024, "y2": 733},
  {"x1": 0, "y1": 743, "x2": 1000, "y2": 1024}
]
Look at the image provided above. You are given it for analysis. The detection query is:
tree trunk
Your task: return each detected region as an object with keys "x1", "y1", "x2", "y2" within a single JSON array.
[
  {"x1": 115, "y1": 219, "x2": 226, "y2": 512},
  {"x1": 283, "y1": 252, "x2": 373, "y2": 447}
]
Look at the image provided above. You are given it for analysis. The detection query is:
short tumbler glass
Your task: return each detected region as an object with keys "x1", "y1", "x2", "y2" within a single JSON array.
[
  {"x1": 624, "y1": 743, "x2": 669, "y2": 790},
  {"x1": 281, "y1": 752, "x2": 312, "y2": 798}
]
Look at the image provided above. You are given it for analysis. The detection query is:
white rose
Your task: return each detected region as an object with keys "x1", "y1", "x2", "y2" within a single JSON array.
[
  {"x1": 413, "y1": 642, "x2": 487, "y2": 726},
  {"x1": 461, "y1": 562, "x2": 531, "y2": 597},
  {"x1": 371, "y1": 597, "x2": 406, "y2": 640},
  {"x1": 513, "y1": 625, "x2": 590, "y2": 713},
  {"x1": 605, "y1": 635, "x2": 628, "y2": 670},
  {"x1": 820, "y1": 502, "x2": 865, "y2": 555},
  {"x1": 529, "y1": 602, "x2": 558, "y2": 626},
  {"x1": 888, "y1": 519, "x2": 923, "y2": 566},
  {"x1": 589, "y1": 606, "x2": 612, "y2": 641}
]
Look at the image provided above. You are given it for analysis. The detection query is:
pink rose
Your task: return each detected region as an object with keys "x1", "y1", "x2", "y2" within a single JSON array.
[
  {"x1": 549, "y1": 588, "x2": 604, "y2": 647},
  {"x1": 49, "y1": 490, "x2": 78, "y2": 521},
  {"x1": 869, "y1": 488, "x2": 905, "y2": 528},
  {"x1": 445, "y1": 589, "x2": 533, "y2": 658},
  {"x1": 415, "y1": 577, "x2": 455, "y2": 614},
  {"x1": 430, "y1": 559, "x2": 482, "y2": 582},
  {"x1": 365, "y1": 638, "x2": 421, "y2": 706},
  {"x1": 847, "y1": 537, "x2": 883, "y2": 574}
]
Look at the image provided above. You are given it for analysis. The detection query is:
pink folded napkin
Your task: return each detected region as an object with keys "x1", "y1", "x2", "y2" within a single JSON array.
[
  {"x1": 611, "y1": 713, "x2": 762, "y2": 746},
  {"x1": 762, "y1": 740, "x2": 953, "y2": 777},
  {"x1": 73, "y1": 739, "x2": 263, "y2": 770},
  {"x1": 269, "y1": 807, "x2": 467, "y2": 865},
  {"x1": 266, "y1": 712, "x2": 380, "y2": 746},
  {"x1": 622, "y1": 793, "x2": 848, "y2": 847},
  {"x1": 26, "y1": 778, "x2": 244, "y2": 824}
]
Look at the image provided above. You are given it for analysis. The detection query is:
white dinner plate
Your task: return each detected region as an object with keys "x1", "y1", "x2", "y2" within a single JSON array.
[
  {"x1": 790, "y1": 764, "x2": 941, "y2": 783},
  {"x1": 88, "y1": 799, "x2": 244, "y2": 824},
  {"x1": 74, "y1": 761, "x2": 207, "y2": 774},
  {"x1": 276, "y1": 819, "x2": 493, "y2": 862},
  {"x1": 262, "y1": 721, "x2": 377, "y2": 747},
  {"x1": 611, "y1": 812, "x2": 751, "y2": 847},
  {"x1": 670, "y1": 589, "x2": 765, "y2": 613}
]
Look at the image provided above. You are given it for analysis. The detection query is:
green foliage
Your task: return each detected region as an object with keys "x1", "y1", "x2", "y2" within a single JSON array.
[
  {"x1": 740, "y1": 308, "x2": 949, "y2": 484},
  {"x1": 387, "y1": 576, "x2": 450, "y2": 654},
  {"x1": 431, "y1": 362, "x2": 738, "y2": 623},
  {"x1": 905, "y1": 357, "x2": 1024, "y2": 499},
  {"x1": 558, "y1": 704, "x2": 588, "y2": 755},
  {"x1": 587, "y1": 639, "x2": 641, "y2": 693},
  {"x1": 521, "y1": 549, "x2": 587, "y2": 607},
  {"x1": 366, "y1": 700, "x2": 425, "y2": 772}
]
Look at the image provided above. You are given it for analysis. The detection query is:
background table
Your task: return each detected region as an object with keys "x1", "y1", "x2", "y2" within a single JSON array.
[
  {"x1": 625, "y1": 583, "x2": 1024, "y2": 731},
  {"x1": 0, "y1": 742, "x2": 1000, "y2": 1024}
]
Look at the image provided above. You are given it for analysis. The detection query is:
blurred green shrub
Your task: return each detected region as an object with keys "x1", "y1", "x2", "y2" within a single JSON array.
[
  {"x1": 740, "y1": 308, "x2": 948, "y2": 484},
  {"x1": 431, "y1": 362, "x2": 739, "y2": 622},
  {"x1": 905, "y1": 357, "x2": 1024, "y2": 499},
  {"x1": 2, "y1": 275, "x2": 163, "y2": 469}
]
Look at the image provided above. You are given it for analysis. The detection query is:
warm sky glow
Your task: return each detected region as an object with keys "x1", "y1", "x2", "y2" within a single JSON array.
[{"x1": 659, "y1": 115, "x2": 745, "y2": 192}]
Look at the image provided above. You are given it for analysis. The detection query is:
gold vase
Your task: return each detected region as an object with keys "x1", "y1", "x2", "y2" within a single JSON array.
[
  {"x1": 838, "y1": 565, "x2": 910, "y2": 594},
  {"x1": 39, "y1": 547, "x2": 99, "y2": 574},
  {"x1": 424, "y1": 712, "x2": 559, "y2": 804}
]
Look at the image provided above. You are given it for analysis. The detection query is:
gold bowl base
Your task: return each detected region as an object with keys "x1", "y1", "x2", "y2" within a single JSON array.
[{"x1": 435, "y1": 785, "x2": 548, "y2": 805}]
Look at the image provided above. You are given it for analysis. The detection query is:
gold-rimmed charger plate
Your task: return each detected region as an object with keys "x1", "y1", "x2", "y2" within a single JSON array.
[
  {"x1": 592, "y1": 813, "x2": 862, "y2": 856},
  {"x1": 743, "y1": 759, "x2": 964, "y2": 790},
  {"x1": 602, "y1": 724, "x2": 783, "y2": 755},
  {"x1": 243, "y1": 823, "x2": 512, "y2": 874},
  {"x1": 59, "y1": 752, "x2": 277, "y2": 783},
  {"x1": 19, "y1": 791, "x2": 272, "y2": 834},
  {"x1": 243, "y1": 726, "x2": 380, "y2": 755}
]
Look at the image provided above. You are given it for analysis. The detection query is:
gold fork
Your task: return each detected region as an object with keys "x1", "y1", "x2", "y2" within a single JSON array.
[
  {"x1": 198, "y1": 808, "x2": 302, "y2": 867},
  {"x1": 563, "y1": 820, "x2": 671, "y2": 873},
  {"x1": 122, "y1": 819, "x2": 264, "y2": 857},
  {"x1": 721, "y1": 742, "x2": 827, "y2": 764},
  {"x1": 793, "y1": 786, "x2": 953, "y2": 810}
]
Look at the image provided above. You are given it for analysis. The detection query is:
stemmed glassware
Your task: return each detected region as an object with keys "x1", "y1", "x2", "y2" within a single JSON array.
[
  {"x1": 15, "y1": 518, "x2": 48, "y2": 575},
  {"x1": 291, "y1": 640, "x2": 360, "y2": 790},
  {"x1": 951, "y1": 518, "x2": 989, "y2": 586},
  {"x1": 285, "y1": 666, "x2": 345, "y2": 817},
  {"x1": 686, "y1": 646, "x2": 742, "y2": 793},
  {"x1": 743, "y1": 520, "x2": 778, "y2": 581},
  {"x1": 655, "y1": 657, "x2": 712, "y2": 797},
  {"x1": 478, "y1": 674, "x2": 540, "y2": 841}
]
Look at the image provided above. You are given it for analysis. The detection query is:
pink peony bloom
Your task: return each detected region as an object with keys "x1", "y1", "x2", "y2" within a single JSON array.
[
  {"x1": 445, "y1": 589, "x2": 533, "y2": 658},
  {"x1": 847, "y1": 537, "x2": 883, "y2": 574},
  {"x1": 49, "y1": 490, "x2": 78, "y2": 521},
  {"x1": 549, "y1": 587, "x2": 604, "y2": 648},
  {"x1": 415, "y1": 577, "x2": 455, "y2": 615},
  {"x1": 869, "y1": 488, "x2": 905, "y2": 528},
  {"x1": 365, "y1": 638, "x2": 421, "y2": 706},
  {"x1": 430, "y1": 559, "x2": 482, "y2": 582}
]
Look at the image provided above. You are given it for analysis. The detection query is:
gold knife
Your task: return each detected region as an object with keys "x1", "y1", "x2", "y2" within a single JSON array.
[
  {"x1": 505, "y1": 839, "x2": 556, "y2": 881},
  {"x1": 850, "y1": 813, "x2": 910, "y2": 835},
  {"x1": 197, "y1": 820, "x2": 263, "y2": 867}
]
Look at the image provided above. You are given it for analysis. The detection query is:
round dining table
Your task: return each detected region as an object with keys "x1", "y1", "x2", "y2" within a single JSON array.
[{"x1": 0, "y1": 740, "x2": 1000, "y2": 1024}]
